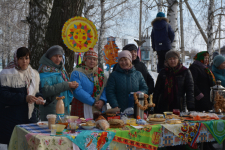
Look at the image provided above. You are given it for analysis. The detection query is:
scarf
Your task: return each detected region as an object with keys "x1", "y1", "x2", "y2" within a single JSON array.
[
  {"x1": 74, "y1": 61, "x2": 106, "y2": 100},
  {"x1": 1, "y1": 49, "x2": 39, "y2": 119},
  {"x1": 164, "y1": 64, "x2": 187, "y2": 105},
  {"x1": 194, "y1": 51, "x2": 216, "y2": 84},
  {"x1": 38, "y1": 54, "x2": 73, "y2": 114}
]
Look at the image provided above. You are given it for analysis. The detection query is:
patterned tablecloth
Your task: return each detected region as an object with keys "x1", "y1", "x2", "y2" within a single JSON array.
[{"x1": 8, "y1": 121, "x2": 220, "y2": 150}]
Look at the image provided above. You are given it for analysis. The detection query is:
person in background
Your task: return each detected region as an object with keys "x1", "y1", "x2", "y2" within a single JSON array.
[
  {"x1": 212, "y1": 55, "x2": 225, "y2": 87},
  {"x1": 209, "y1": 51, "x2": 220, "y2": 70},
  {"x1": 151, "y1": 12, "x2": 175, "y2": 73},
  {"x1": 38, "y1": 45, "x2": 78, "y2": 121},
  {"x1": 0, "y1": 47, "x2": 44, "y2": 145},
  {"x1": 113, "y1": 44, "x2": 154, "y2": 95},
  {"x1": 153, "y1": 51, "x2": 194, "y2": 113},
  {"x1": 107, "y1": 50, "x2": 148, "y2": 112},
  {"x1": 189, "y1": 51, "x2": 215, "y2": 112},
  {"x1": 70, "y1": 48, "x2": 107, "y2": 119}
]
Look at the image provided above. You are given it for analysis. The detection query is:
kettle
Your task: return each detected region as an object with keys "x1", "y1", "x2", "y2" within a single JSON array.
[{"x1": 134, "y1": 92, "x2": 145, "y2": 119}]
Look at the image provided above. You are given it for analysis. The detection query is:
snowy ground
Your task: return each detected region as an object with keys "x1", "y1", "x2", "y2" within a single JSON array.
[{"x1": 0, "y1": 144, "x2": 7, "y2": 150}]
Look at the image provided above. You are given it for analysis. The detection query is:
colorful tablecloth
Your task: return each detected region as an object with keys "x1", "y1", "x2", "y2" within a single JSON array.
[{"x1": 107, "y1": 124, "x2": 162, "y2": 150}]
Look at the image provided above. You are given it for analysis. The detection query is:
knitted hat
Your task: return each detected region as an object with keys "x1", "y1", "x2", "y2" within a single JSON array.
[
  {"x1": 165, "y1": 50, "x2": 180, "y2": 60},
  {"x1": 46, "y1": 45, "x2": 64, "y2": 59},
  {"x1": 118, "y1": 50, "x2": 132, "y2": 62},
  {"x1": 122, "y1": 44, "x2": 138, "y2": 51},
  {"x1": 213, "y1": 55, "x2": 225, "y2": 67},
  {"x1": 84, "y1": 48, "x2": 98, "y2": 58},
  {"x1": 156, "y1": 12, "x2": 165, "y2": 18}
]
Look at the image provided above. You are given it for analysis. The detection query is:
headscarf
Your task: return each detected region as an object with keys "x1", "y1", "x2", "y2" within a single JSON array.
[
  {"x1": 73, "y1": 48, "x2": 106, "y2": 103},
  {"x1": 38, "y1": 52, "x2": 72, "y2": 114},
  {"x1": 1, "y1": 48, "x2": 39, "y2": 119},
  {"x1": 193, "y1": 51, "x2": 216, "y2": 84}
]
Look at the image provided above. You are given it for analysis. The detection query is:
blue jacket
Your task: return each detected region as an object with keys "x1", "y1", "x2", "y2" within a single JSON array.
[
  {"x1": 151, "y1": 17, "x2": 175, "y2": 51},
  {"x1": 212, "y1": 65, "x2": 225, "y2": 87},
  {"x1": 70, "y1": 71, "x2": 107, "y2": 105},
  {"x1": 106, "y1": 65, "x2": 148, "y2": 112}
]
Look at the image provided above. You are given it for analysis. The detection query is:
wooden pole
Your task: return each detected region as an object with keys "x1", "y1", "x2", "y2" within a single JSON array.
[
  {"x1": 184, "y1": 0, "x2": 208, "y2": 44},
  {"x1": 139, "y1": 0, "x2": 142, "y2": 41},
  {"x1": 179, "y1": 0, "x2": 185, "y2": 63},
  {"x1": 218, "y1": 0, "x2": 222, "y2": 54}
]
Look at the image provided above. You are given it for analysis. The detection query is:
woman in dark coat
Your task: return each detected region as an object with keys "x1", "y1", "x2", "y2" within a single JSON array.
[
  {"x1": 0, "y1": 47, "x2": 45, "y2": 145},
  {"x1": 153, "y1": 51, "x2": 195, "y2": 113},
  {"x1": 189, "y1": 51, "x2": 215, "y2": 112}
]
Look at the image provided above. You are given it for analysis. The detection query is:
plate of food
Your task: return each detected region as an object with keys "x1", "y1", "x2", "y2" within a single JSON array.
[
  {"x1": 80, "y1": 120, "x2": 96, "y2": 130},
  {"x1": 37, "y1": 121, "x2": 48, "y2": 128}
]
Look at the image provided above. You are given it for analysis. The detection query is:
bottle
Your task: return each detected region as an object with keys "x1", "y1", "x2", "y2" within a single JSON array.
[
  {"x1": 56, "y1": 96, "x2": 65, "y2": 123},
  {"x1": 148, "y1": 95, "x2": 154, "y2": 114}
]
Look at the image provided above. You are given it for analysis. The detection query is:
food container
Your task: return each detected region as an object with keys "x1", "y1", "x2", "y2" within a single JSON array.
[
  {"x1": 163, "y1": 112, "x2": 173, "y2": 117},
  {"x1": 211, "y1": 81, "x2": 225, "y2": 113},
  {"x1": 155, "y1": 114, "x2": 164, "y2": 118},
  {"x1": 55, "y1": 124, "x2": 66, "y2": 135},
  {"x1": 129, "y1": 118, "x2": 136, "y2": 125}
]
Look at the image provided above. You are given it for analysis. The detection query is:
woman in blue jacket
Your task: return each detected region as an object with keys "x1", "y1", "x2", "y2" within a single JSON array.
[
  {"x1": 0, "y1": 47, "x2": 45, "y2": 145},
  {"x1": 212, "y1": 55, "x2": 225, "y2": 87},
  {"x1": 106, "y1": 50, "x2": 148, "y2": 112},
  {"x1": 70, "y1": 48, "x2": 107, "y2": 119}
]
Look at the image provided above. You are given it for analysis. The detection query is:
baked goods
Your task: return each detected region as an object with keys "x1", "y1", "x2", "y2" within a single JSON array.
[
  {"x1": 95, "y1": 115, "x2": 106, "y2": 121},
  {"x1": 214, "y1": 92, "x2": 225, "y2": 112},
  {"x1": 148, "y1": 118, "x2": 166, "y2": 122},
  {"x1": 81, "y1": 120, "x2": 95, "y2": 126},
  {"x1": 96, "y1": 120, "x2": 110, "y2": 130},
  {"x1": 167, "y1": 119, "x2": 182, "y2": 124},
  {"x1": 108, "y1": 119, "x2": 124, "y2": 128},
  {"x1": 106, "y1": 113, "x2": 116, "y2": 117},
  {"x1": 133, "y1": 93, "x2": 149, "y2": 110}
]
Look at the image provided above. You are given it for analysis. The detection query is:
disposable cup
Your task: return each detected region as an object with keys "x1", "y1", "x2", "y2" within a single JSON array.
[
  {"x1": 47, "y1": 114, "x2": 56, "y2": 129},
  {"x1": 51, "y1": 124, "x2": 56, "y2": 135}
]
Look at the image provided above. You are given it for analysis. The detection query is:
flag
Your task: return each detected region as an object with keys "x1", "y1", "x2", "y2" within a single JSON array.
[
  {"x1": 137, "y1": 46, "x2": 141, "y2": 61},
  {"x1": 76, "y1": 53, "x2": 82, "y2": 65}
]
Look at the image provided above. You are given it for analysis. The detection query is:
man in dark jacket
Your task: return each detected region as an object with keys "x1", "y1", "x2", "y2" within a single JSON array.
[
  {"x1": 113, "y1": 44, "x2": 154, "y2": 95},
  {"x1": 151, "y1": 12, "x2": 175, "y2": 73}
]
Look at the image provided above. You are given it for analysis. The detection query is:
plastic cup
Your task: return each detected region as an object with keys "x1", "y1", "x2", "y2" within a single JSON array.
[
  {"x1": 46, "y1": 114, "x2": 56, "y2": 129},
  {"x1": 70, "y1": 122, "x2": 77, "y2": 133},
  {"x1": 51, "y1": 124, "x2": 56, "y2": 135}
]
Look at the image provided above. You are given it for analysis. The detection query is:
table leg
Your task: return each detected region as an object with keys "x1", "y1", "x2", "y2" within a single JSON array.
[{"x1": 200, "y1": 143, "x2": 204, "y2": 150}]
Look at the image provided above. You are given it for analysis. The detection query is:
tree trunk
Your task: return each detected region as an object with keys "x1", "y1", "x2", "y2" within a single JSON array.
[
  {"x1": 44, "y1": 0, "x2": 84, "y2": 75},
  {"x1": 28, "y1": 0, "x2": 53, "y2": 70},
  {"x1": 207, "y1": 0, "x2": 214, "y2": 62},
  {"x1": 179, "y1": 0, "x2": 185, "y2": 63},
  {"x1": 97, "y1": 0, "x2": 105, "y2": 70},
  {"x1": 158, "y1": 0, "x2": 163, "y2": 12},
  {"x1": 167, "y1": 0, "x2": 178, "y2": 51}
]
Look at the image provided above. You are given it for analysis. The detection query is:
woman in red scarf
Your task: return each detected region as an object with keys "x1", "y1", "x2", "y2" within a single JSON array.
[{"x1": 153, "y1": 51, "x2": 195, "y2": 113}]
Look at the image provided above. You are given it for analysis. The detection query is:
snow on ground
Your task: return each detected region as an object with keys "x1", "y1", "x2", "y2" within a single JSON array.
[{"x1": 0, "y1": 144, "x2": 7, "y2": 150}]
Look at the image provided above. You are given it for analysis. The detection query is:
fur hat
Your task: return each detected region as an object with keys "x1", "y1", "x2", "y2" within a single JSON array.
[
  {"x1": 165, "y1": 50, "x2": 180, "y2": 60},
  {"x1": 46, "y1": 45, "x2": 64, "y2": 59},
  {"x1": 122, "y1": 44, "x2": 138, "y2": 51}
]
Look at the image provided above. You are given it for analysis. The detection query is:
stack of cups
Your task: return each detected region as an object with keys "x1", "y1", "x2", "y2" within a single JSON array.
[{"x1": 46, "y1": 114, "x2": 56, "y2": 129}]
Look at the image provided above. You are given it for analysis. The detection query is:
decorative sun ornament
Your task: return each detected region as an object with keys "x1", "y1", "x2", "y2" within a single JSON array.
[{"x1": 62, "y1": 16, "x2": 98, "y2": 52}]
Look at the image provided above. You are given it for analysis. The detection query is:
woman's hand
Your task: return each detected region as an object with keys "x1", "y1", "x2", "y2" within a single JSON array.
[
  {"x1": 94, "y1": 100, "x2": 104, "y2": 110},
  {"x1": 68, "y1": 81, "x2": 79, "y2": 89},
  {"x1": 35, "y1": 97, "x2": 45, "y2": 105},
  {"x1": 26, "y1": 95, "x2": 38, "y2": 104}
]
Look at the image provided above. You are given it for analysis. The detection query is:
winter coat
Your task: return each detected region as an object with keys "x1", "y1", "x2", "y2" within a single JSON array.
[
  {"x1": 151, "y1": 18, "x2": 175, "y2": 51},
  {"x1": 212, "y1": 65, "x2": 225, "y2": 87},
  {"x1": 38, "y1": 54, "x2": 72, "y2": 121},
  {"x1": 0, "y1": 70, "x2": 43, "y2": 145},
  {"x1": 189, "y1": 63, "x2": 214, "y2": 111},
  {"x1": 113, "y1": 56, "x2": 154, "y2": 94},
  {"x1": 153, "y1": 69, "x2": 194, "y2": 113},
  {"x1": 70, "y1": 71, "x2": 107, "y2": 106},
  {"x1": 106, "y1": 65, "x2": 148, "y2": 112}
]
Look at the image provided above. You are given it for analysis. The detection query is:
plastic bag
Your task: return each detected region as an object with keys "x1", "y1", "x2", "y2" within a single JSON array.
[{"x1": 96, "y1": 119, "x2": 110, "y2": 130}]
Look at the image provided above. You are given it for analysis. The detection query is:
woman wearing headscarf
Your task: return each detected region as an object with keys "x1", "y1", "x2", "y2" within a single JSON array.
[
  {"x1": 212, "y1": 55, "x2": 225, "y2": 87},
  {"x1": 70, "y1": 48, "x2": 107, "y2": 119},
  {"x1": 189, "y1": 51, "x2": 216, "y2": 111},
  {"x1": 0, "y1": 47, "x2": 45, "y2": 145},
  {"x1": 38, "y1": 45, "x2": 78, "y2": 121},
  {"x1": 153, "y1": 51, "x2": 194, "y2": 113},
  {"x1": 106, "y1": 50, "x2": 148, "y2": 112}
]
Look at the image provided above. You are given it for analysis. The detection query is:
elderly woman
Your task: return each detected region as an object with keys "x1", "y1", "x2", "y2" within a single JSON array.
[
  {"x1": 212, "y1": 55, "x2": 225, "y2": 87},
  {"x1": 70, "y1": 48, "x2": 107, "y2": 119},
  {"x1": 0, "y1": 47, "x2": 45, "y2": 145},
  {"x1": 106, "y1": 50, "x2": 148, "y2": 112},
  {"x1": 38, "y1": 45, "x2": 78, "y2": 121},
  {"x1": 153, "y1": 51, "x2": 194, "y2": 113},
  {"x1": 189, "y1": 51, "x2": 215, "y2": 112}
]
